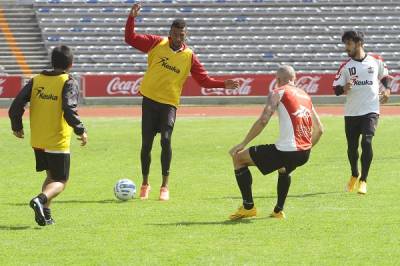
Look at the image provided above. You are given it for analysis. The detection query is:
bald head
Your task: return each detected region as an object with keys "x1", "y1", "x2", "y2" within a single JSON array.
[{"x1": 276, "y1": 65, "x2": 296, "y2": 86}]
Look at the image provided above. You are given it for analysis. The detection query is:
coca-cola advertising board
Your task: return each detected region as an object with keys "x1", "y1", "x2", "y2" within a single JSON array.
[
  {"x1": 0, "y1": 75, "x2": 23, "y2": 98},
  {"x1": 83, "y1": 75, "x2": 142, "y2": 97},
  {"x1": 82, "y1": 74, "x2": 400, "y2": 97}
]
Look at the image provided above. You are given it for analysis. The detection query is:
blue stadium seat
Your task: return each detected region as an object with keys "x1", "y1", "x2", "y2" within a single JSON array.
[
  {"x1": 179, "y1": 7, "x2": 192, "y2": 13},
  {"x1": 34, "y1": 0, "x2": 400, "y2": 73},
  {"x1": 70, "y1": 27, "x2": 82, "y2": 32},
  {"x1": 38, "y1": 8, "x2": 50, "y2": 12},
  {"x1": 80, "y1": 17, "x2": 92, "y2": 23},
  {"x1": 102, "y1": 7, "x2": 115, "y2": 12},
  {"x1": 234, "y1": 16, "x2": 247, "y2": 23},
  {"x1": 47, "y1": 36, "x2": 60, "y2": 41}
]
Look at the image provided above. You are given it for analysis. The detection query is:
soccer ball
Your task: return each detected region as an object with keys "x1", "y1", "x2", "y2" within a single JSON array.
[{"x1": 114, "y1": 179, "x2": 136, "y2": 201}]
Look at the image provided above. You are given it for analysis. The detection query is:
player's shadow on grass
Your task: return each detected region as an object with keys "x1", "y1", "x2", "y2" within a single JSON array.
[
  {"x1": 148, "y1": 219, "x2": 254, "y2": 226},
  {"x1": 0, "y1": 225, "x2": 31, "y2": 231},
  {"x1": 148, "y1": 217, "x2": 278, "y2": 226},
  {"x1": 50, "y1": 199, "x2": 122, "y2": 204},
  {"x1": 7, "y1": 199, "x2": 120, "y2": 206},
  {"x1": 217, "y1": 191, "x2": 340, "y2": 200}
]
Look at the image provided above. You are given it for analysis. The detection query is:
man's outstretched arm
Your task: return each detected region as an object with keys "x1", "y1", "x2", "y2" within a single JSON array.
[
  {"x1": 229, "y1": 91, "x2": 280, "y2": 156},
  {"x1": 191, "y1": 53, "x2": 239, "y2": 89},
  {"x1": 124, "y1": 3, "x2": 163, "y2": 53}
]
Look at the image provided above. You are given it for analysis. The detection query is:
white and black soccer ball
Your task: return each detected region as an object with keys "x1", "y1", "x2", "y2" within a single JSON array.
[{"x1": 114, "y1": 179, "x2": 136, "y2": 201}]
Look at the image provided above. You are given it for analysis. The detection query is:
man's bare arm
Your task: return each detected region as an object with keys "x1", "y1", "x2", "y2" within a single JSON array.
[
  {"x1": 229, "y1": 92, "x2": 280, "y2": 156},
  {"x1": 379, "y1": 76, "x2": 392, "y2": 104},
  {"x1": 311, "y1": 106, "x2": 324, "y2": 147}
]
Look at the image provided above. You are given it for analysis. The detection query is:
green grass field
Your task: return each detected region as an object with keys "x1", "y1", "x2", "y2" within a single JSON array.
[{"x1": 1, "y1": 115, "x2": 399, "y2": 265}]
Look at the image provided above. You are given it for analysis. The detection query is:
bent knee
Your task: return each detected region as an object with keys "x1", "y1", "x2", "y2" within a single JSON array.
[
  {"x1": 232, "y1": 153, "x2": 242, "y2": 164},
  {"x1": 232, "y1": 150, "x2": 252, "y2": 167}
]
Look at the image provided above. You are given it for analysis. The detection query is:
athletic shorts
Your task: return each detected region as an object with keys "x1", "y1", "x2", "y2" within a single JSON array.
[
  {"x1": 34, "y1": 149, "x2": 70, "y2": 181},
  {"x1": 345, "y1": 112, "x2": 379, "y2": 137},
  {"x1": 249, "y1": 144, "x2": 310, "y2": 175},
  {"x1": 142, "y1": 96, "x2": 177, "y2": 134}
]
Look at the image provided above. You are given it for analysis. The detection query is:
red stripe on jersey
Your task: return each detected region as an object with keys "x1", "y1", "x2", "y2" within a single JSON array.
[
  {"x1": 279, "y1": 86, "x2": 313, "y2": 150},
  {"x1": 368, "y1": 53, "x2": 384, "y2": 62},
  {"x1": 335, "y1": 59, "x2": 351, "y2": 76}
]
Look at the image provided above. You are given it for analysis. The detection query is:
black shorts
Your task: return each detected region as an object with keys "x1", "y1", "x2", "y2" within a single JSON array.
[
  {"x1": 142, "y1": 96, "x2": 177, "y2": 135},
  {"x1": 249, "y1": 144, "x2": 310, "y2": 175},
  {"x1": 34, "y1": 149, "x2": 70, "y2": 181},
  {"x1": 345, "y1": 113, "x2": 379, "y2": 138}
]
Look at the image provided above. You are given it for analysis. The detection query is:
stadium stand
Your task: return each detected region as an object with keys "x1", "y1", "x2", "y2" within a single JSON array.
[
  {"x1": 0, "y1": 2, "x2": 49, "y2": 74},
  {"x1": 1, "y1": 0, "x2": 399, "y2": 74}
]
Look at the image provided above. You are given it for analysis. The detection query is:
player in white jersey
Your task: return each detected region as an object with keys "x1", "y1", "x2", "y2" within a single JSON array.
[
  {"x1": 228, "y1": 65, "x2": 324, "y2": 220},
  {"x1": 333, "y1": 31, "x2": 392, "y2": 195}
]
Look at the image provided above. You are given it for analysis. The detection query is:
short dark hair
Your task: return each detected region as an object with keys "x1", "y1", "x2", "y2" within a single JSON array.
[
  {"x1": 171, "y1": 19, "x2": 186, "y2": 29},
  {"x1": 51, "y1": 45, "x2": 73, "y2": 70},
  {"x1": 341, "y1": 31, "x2": 364, "y2": 44}
]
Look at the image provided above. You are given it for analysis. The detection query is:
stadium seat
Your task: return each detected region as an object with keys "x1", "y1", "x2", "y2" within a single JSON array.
[{"x1": 32, "y1": 0, "x2": 400, "y2": 74}]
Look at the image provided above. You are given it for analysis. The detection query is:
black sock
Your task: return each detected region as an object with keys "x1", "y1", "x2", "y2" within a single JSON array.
[
  {"x1": 234, "y1": 167, "x2": 254, "y2": 210},
  {"x1": 274, "y1": 172, "x2": 291, "y2": 213},
  {"x1": 37, "y1": 193, "x2": 48, "y2": 205},
  {"x1": 43, "y1": 207, "x2": 51, "y2": 220}
]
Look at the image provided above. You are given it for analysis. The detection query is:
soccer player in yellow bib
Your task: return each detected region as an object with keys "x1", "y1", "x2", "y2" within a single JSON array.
[
  {"x1": 125, "y1": 3, "x2": 239, "y2": 201},
  {"x1": 9, "y1": 46, "x2": 87, "y2": 226}
]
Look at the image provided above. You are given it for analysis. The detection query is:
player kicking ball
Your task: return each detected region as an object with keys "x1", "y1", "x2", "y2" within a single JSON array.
[
  {"x1": 125, "y1": 3, "x2": 239, "y2": 200},
  {"x1": 228, "y1": 65, "x2": 323, "y2": 220}
]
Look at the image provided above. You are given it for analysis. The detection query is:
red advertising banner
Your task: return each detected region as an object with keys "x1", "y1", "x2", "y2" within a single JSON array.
[
  {"x1": 83, "y1": 73, "x2": 400, "y2": 97},
  {"x1": 3, "y1": 73, "x2": 399, "y2": 99},
  {"x1": 83, "y1": 75, "x2": 142, "y2": 97},
  {"x1": 0, "y1": 75, "x2": 23, "y2": 98}
]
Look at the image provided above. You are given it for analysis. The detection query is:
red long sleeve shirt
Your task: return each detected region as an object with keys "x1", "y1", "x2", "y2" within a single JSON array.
[{"x1": 124, "y1": 15, "x2": 225, "y2": 88}]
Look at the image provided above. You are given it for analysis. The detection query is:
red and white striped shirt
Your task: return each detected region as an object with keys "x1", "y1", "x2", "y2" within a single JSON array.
[{"x1": 274, "y1": 85, "x2": 313, "y2": 151}]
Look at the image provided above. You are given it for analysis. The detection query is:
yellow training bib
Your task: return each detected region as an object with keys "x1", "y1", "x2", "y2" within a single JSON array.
[
  {"x1": 140, "y1": 38, "x2": 193, "y2": 107},
  {"x1": 30, "y1": 73, "x2": 72, "y2": 152}
]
